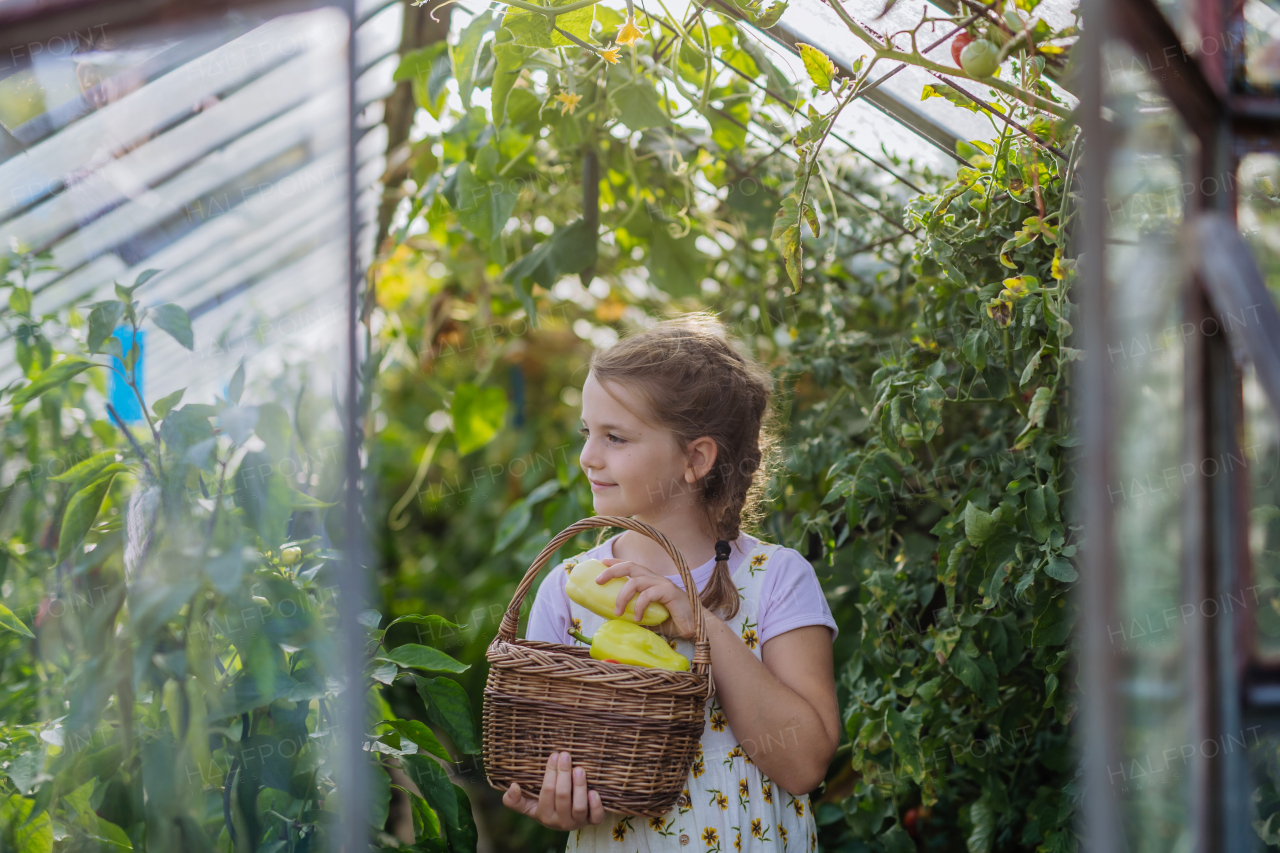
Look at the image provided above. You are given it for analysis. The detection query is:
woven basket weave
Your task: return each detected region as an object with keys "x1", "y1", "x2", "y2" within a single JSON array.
[{"x1": 482, "y1": 515, "x2": 714, "y2": 818}]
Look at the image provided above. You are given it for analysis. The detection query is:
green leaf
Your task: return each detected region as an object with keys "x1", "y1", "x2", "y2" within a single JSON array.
[
  {"x1": 8, "y1": 288, "x2": 32, "y2": 315},
  {"x1": 401, "y1": 755, "x2": 461, "y2": 831},
  {"x1": 48, "y1": 450, "x2": 120, "y2": 486},
  {"x1": 379, "y1": 719, "x2": 452, "y2": 762},
  {"x1": 88, "y1": 302, "x2": 125, "y2": 353},
  {"x1": 610, "y1": 81, "x2": 670, "y2": 132},
  {"x1": 395, "y1": 785, "x2": 442, "y2": 841},
  {"x1": 396, "y1": 42, "x2": 452, "y2": 117},
  {"x1": 965, "y1": 794, "x2": 996, "y2": 853},
  {"x1": 1027, "y1": 385, "x2": 1052, "y2": 427},
  {"x1": 912, "y1": 380, "x2": 945, "y2": 442},
  {"x1": 492, "y1": 499, "x2": 531, "y2": 554},
  {"x1": 771, "y1": 196, "x2": 801, "y2": 286},
  {"x1": 386, "y1": 614, "x2": 465, "y2": 637},
  {"x1": 377, "y1": 644, "x2": 470, "y2": 674},
  {"x1": 962, "y1": 329, "x2": 987, "y2": 371},
  {"x1": 57, "y1": 473, "x2": 117, "y2": 564},
  {"x1": 2, "y1": 792, "x2": 53, "y2": 853},
  {"x1": 884, "y1": 706, "x2": 923, "y2": 781},
  {"x1": 150, "y1": 303, "x2": 194, "y2": 350},
  {"x1": 9, "y1": 358, "x2": 97, "y2": 408},
  {"x1": 415, "y1": 675, "x2": 480, "y2": 755},
  {"x1": 228, "y1": 360, "x2": 245, "y2": 405},
  {"x1": 451, "y1": 10, "x2": 494, "y2": 109},
  {"x1": 502, "y1": 0, "x2": 595, "y2": 49},
  {"x1": 922, "y1": 82, "x2": 981, "y2": 112},
  {"x1": 152, "y1": 387, "x2": 185, "y2": 419},
  {"x1": 1020, "y1": 347, "x2": 1042, "y2": 387},
  {"x1": 1043, "y1": 556, "x2": 1078, "y2": 583},
  {"x1": 646, "y1": 219, "x2": 705, "y2": 298},
  {"x1": 451, "y1": 383, "x2": 507, "y2": 455},
  {"x1": 493, "y1": 40, "x2": 533, "y2": 125},
  {"x1": 797, "y1": 43, "x2": 836, "y2": 90},
  {"x1": 504, "y1": 218, "x2": 598, "y2": 322},
  {"x1": 950, "y1": 645, "x2": 998, "y2": 706},
  {"x1": 1025, "y1": 485, "x2": 1049, "y2": 543},
  {"x1": 0, "y1": 602, "x2": 34, "y2": 638},
  {"x1": 445, "y1": 162, "x2": 518, "y2": 246},
  {"x1": 963, "y1": 501, "x2": 998, "y2": 546},
  {"x1": 1032, "y1": 593, "x2": 1073, "y2": 645}
]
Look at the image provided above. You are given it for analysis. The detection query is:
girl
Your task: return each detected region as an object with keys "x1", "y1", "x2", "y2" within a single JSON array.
[{"x1": 503, "y1": 313, "x2": 840, "y2": 852}]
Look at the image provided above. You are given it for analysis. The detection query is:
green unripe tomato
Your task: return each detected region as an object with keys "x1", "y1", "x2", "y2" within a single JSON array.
[{"x1": 960, "y1": 39, "x2": 1000, "y2": 78}]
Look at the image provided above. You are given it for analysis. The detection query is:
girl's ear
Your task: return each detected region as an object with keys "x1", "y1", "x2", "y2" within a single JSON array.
[{"x1": 684, "y1": 436, "x2": 718, "y2": 481}]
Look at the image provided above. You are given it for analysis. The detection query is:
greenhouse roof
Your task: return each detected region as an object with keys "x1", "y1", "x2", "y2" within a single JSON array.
[{"x1": 0, "y1": 0, "x2": 1078, "y2": 403}]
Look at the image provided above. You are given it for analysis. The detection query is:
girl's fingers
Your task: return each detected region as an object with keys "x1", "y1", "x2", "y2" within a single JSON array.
[
  {"x1": 504, "y1": 782, "x2": 536, "y2": 817},
  {"x1": 536, "y1": 753, "x2": 560, "y2": 818},
  {"x1": 554, "y1": 751, "x2": 574, "y2": 820},
  {"x1": 613, "y1": 579, "x2": 640, "y2": 615},
  {"x1": 588, "y1": 789, "x2": 605, "y2": 824},
  {"x1": 571, "y1": 766, "x2": 589, "y2": 822},
  {"x1": 631, "y1": 589, "x2": 650, "y2": 621}
]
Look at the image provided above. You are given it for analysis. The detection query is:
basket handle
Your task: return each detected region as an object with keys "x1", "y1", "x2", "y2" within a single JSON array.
[{"x1": 494, "y1": 516, "x2": 711, "y2": 671}]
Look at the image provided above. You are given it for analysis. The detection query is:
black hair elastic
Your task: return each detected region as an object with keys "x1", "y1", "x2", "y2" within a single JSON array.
[{"x1": 714, "y1": 540, "x2": 731, "y2": 563}]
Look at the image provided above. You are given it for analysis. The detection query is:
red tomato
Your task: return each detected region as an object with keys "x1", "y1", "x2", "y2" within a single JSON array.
[
  {"x1": 604, "y1": 659, "x2": 619, "y2": 663},
  {"x1": 903, "y1": 807, "x2": 921, "y2": 838},
  {"x1": 951, "y1": 32, "x2": 974, "y2": 67}
]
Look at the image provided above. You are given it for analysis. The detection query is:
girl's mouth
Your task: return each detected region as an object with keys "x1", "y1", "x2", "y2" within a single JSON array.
[{"x1": 589, "y1": 479, "x2": 616, "y2": 492}]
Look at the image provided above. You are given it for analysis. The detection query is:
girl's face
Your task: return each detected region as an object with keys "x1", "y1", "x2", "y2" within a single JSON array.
[{"x1": 578, "y1": 372, "x2": 701, "y2": 520}]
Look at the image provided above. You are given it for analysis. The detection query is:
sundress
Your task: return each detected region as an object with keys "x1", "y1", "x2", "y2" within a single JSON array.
[{"x1": 558, "y1": 538, "x2": 821, "y2": 853}]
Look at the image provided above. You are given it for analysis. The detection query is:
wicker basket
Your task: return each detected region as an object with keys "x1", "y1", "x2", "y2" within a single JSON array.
[{"x1": 482, "y1": 515, "x2": 714, "y2": 818}]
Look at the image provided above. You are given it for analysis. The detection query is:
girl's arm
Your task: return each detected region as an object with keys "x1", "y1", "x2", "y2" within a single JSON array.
[{"x1": 700, "y1": 606, "x2": 840, "y2": 796}]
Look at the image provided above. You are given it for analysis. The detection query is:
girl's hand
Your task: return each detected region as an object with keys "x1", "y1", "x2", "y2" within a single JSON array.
[
  {"x1": 502, "y1": 751, "x2": 605, "y2": 830},
  {"x1": 597, "y1": 557, "x2": 700, "y2": 640}
]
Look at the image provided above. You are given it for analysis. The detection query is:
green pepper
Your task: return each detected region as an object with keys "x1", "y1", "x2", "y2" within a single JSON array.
[
  {"x1": 569, "y1": 619, "x2": 690, "y2": 672},
  {"x1": 564, "y1": 558, "x2": 670, "y2": 626}
]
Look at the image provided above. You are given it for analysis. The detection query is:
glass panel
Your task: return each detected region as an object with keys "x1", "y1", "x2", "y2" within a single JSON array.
[
  {"x1": 1239, "y1": 153, "x2": 1280, "y2": 309},
  {"x1": 0, "y1": 6, "x2": 358, "y2": 850},
  {"x1": 1104, "y1": 40, "x2": 1197, "y2": 853},
  {"x1": 1236, "y1": 0, "x2": 1280, "y2": 92}
]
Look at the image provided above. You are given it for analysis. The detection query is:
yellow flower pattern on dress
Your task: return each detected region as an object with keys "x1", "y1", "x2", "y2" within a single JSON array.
[
  {"x1": 710, "y1": 709, "x2": 728, "y2": 732},
  {"x1": 563, "y1": 560, "x2": 578, "y2": 574},
  {"x1": 559, "y1": 538, "x2": 817, "y2": 853},
  {"x1": 790, "y1": 795, "x2": 805, "y2": 817},
  {"x1": 650, "y1": 815, "x2": 676, "y2": 836}
]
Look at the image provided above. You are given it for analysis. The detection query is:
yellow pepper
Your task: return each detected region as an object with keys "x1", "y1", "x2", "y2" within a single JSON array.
[
  {"x1": 571, "y1": 619, "x2": 690, "y2": 672},
  {"x1": 564, "y1": 558, "x2": 670, "y2": 626}
]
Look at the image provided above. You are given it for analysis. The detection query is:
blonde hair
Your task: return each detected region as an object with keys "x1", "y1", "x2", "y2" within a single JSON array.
[{"x1": 586, "y1": 312, "x2": 782, "y2": 620}]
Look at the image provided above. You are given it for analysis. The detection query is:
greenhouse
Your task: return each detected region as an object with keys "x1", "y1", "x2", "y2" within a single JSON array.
[{"x1": 1, "y1": 0, "x2": 1278, "y2": 849}]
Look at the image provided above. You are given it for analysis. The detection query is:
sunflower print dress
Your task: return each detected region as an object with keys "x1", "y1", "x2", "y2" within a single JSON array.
[{"x1": 560, "y1": 539, "x2": 821, "y2": 853}]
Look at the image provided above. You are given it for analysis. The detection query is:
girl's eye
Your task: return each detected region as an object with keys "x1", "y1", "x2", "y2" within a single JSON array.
[{"x1": 579, "y1": 427, "x2": 625, "y2": 445}]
